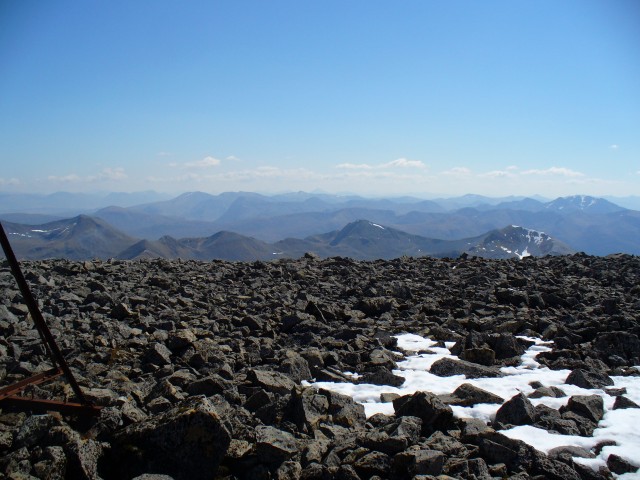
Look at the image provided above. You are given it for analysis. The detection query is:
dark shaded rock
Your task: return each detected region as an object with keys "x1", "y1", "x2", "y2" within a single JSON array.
[
  {"x1": 548, "y1": 445, "x2": 595, "y2": 462},
  {"x1": 430, "y1": 357, "x2": 503, "y2": 378},
  {"x1": 607, "y1": 453, "x2": 639, "y2": 474},
  {"x1": 279, "y1": 351, "x2": 313, "y2": 383},
  {"x1": 563, "y1": 395, "x2": 604, "y2": 423},
  {"x1": 613, "y1": 395, "x2": 640, "y2": 410},
  {"x1": 287, "y1": 387, "x2": 329, "y2": 432},
  {"x1": 565, "y1": 368, "x2": 614, "y2": 389},
  {"x1": 388, "y1": 416, "x2": 422, "y2": 447},
  {"x1": 392, "y1": 448, "x2": 445, "y2": 477},
  {"x1": 489, "y1": 333, "x2": 526, "y2": 360},
  {"x1": 423, "y1": 430, "x2": 467, "y2": 456},
  {"x1": 458, "y1": 417, "x2": 495, "y2": 442},
  {"x1": 166, "y1": 329, "x2": 196, "y2": 351},
  {"x1": 594, "y1": 331, "x2": 640, "y2": 366},
  {"x1": 494, "y1": 393, "x2": 536, "y2": 427},
  {"x1": 360, "y1": 430, "x2": 407, "y2": 456},
  {"x1": 186, "y1": 374, "x2": 234, "y2": 397},
  {"x1": 320, "y1": 389, "x2": 366, "y2": 428},
  {"x1": 359, "y1": 367, "x2": 404, "y2": 387},
  {"x1": 110, "y1": 395, "x2": 231, "y2": 480},
  {"x1": 528, "y1": 385, "x2": 566, "y2": 399},
  {"x1": 65, "y1": 438, "x2": 105, "y2": 480},
  {"x1": 255, "y1": 425, "x2": 300, "y2": 465},
  {"x1": 131, "y1": 475, "x2": 176, "y2": 480},
  {"x1": 247, "y1": 368, "x2": 296, "y2": 395},
  {"x1": 32, "y1": 446, "x2": 67, "y2": 480},
  {"x1": 14, "y1": 414, "x2": 61, "y2": 448},
  {"x1": 143, "y1": 342, "x2": 172, "y2": 366},
  {"x1": 393, "y1": 391, "x2": 455, "y2": 435},
  {"x1": 356, "y1": 297, "x2": 396, "y2": 317},
  {"x1": 352, "y1": 450, "x2": 391, "y2": 478},
  {"x1": 495, "y1": 288, "x2": 528, "y2": 306},
  {"x1": 461, "y1": 347, "x2": 495, "y2": 366},
  {"x1": 440, "y1": 383, "x2": 504, "y2": 407},
  {"x1": 477, "y1": 432, "x2": 535, "y2": 471},
  {"x1": 560, "y1": 411, "x2": 597, "y2": 436}
]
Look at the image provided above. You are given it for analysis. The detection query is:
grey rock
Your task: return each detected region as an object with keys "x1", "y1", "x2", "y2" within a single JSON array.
[
  {"x1": 255, "y1": 425, "x2": 300, "y2": 464},
  {"x1": 111, "y1": 395, "x2": 231, "y2": 480},
  {"x1": 430, "y1": 357, "x2": 503, "y2": 379},
  {"x1": 565, "y1": 368, "x2": 614, "y2": 389},
  {"x1": 247, "y1": 368, "x2": 296, "y2": 395},
  {"x1": 607, "y1": 453, "x2": 639, "y2": 474},
  {"x1": 613, "y1": 395, "x2": 640, "y2": 410},
  {"x1": 14, "y1": 414, "x2": 60, "y2": 448},
  {"x1": 440, "y1": 382, "x2": 504, "y2": 406},
  {"x1": 393, "y1": 391, "x2": 455, "y2": 435},
  {"x1": 392, "y1": 448, "x2": 445, "y2": 477},
  {"x1": 352, "y1": 450, "x2": 391, "y2": 478},
  {"x1": 564, "y1": 395, "x2": 604, "y2": 423},
  {"x1": 143, "y1": 342, "x2": 172, "y2": 366},
  {"x1": 494, "y1": 393, "x2": 536, "y2": 427}
]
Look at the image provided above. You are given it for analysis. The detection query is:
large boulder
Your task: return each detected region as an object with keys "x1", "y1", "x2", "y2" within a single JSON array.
[
  {"x1": 110, "y1": 396, "x2": 231, "y2": 480},
  {"x1": 565, "y1": 368, "x2": 613, "y2": 389},
  {"x1": 494, "y1": 393, "x2": 536, "y2": 427},
  {"x1": 393, "y1": 391, "x2": 455, "y2": 435}
]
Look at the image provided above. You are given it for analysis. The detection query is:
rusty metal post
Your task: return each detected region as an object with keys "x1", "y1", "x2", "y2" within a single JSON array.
[{"x1": 0, "y1": 222, "x2": 96, "y2": 411}]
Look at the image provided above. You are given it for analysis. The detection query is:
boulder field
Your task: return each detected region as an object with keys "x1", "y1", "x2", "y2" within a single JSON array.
[{"x1": 0, "y1": 253, "x2": 639, "y2": 479}]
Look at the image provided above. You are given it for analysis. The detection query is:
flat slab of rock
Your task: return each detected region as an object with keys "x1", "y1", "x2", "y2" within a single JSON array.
[
  {"x1": 430, "y1": 357, "x2": 503, "y2": 379},
  {"x1": 246, "y1": 368, "x2": 296, "y2": 395}
]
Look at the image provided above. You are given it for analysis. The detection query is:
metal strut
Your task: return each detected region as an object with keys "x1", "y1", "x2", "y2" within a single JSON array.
[{"x1": 0, "y1": 222, "x2": 101, "y2": 416}]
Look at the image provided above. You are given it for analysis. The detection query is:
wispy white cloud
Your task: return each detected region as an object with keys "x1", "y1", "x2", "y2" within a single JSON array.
[
  {"x1": 157, "y1": 151, "x2": 173, "y2": 157},
  {"x1": 609, "y1": 144, "x2": 619, "y2": 150},
  {"x1": 336, "y1": 163, "x2": 374, "y2": 170},
  {"x1": 0, "y1": 177, "x2": 20, "y2": 186},
  {"x1": 47, "y1": 174, "x2": 82, "y2": 183},
  {"x1": 383, "y1": 158, "x2": 426, "y2": 168},
  {"x1": 336, "y1": 158, "x2": 426, "y2": 170},
  {"x1": 521, "y1": 167, "x2": 584, "y2": 177},
  {"x1": 94, "y1": 167, "x2": 127, "y2": 181},
  {"x1": 48, "y1": 168, "x2": 127, "y2": 184},
  {"x1": 480, "y1": 169, "x2": 516, "y2": 178},
  {"x1": 184, "y1": 156, "x2": 221, "y2": 168}
]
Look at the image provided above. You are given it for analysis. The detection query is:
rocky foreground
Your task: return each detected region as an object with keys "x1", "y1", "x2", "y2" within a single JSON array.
[{"x1": 0, "y1": 253, "x2": 639, "y2": 479}]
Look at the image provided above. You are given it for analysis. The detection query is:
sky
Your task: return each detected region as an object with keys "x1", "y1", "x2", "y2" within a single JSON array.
[{"x1": 1, "y1": 0, "x2": 639, "y2": 198}]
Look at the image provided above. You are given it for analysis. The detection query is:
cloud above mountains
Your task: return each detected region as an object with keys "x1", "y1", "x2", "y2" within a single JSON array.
[{"x1": 336, "y1": 158, "x2": 426, "y2": 170}]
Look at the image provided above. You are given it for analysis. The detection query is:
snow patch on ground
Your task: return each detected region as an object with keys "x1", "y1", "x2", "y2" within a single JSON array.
[{"x1": 308, "y1": 333, "x2": 640, "y2": 476}]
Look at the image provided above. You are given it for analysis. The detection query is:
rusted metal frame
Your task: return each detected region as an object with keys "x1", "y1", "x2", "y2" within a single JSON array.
[
  {"x1": 1, "y1": 396, "x2": 102, "y2": 416},
  {"x1": 0, "y1": 222, "x2": 89, "y2": 406},
  {"x1": 0, "y1": 367, "x2": 63, "y2": 400}
]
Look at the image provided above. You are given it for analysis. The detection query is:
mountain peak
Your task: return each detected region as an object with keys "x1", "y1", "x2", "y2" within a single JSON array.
[
  {"x1": 466, "y1": 225, "x2": 574, "y2": 259},
  {"x1": 545, "y1": 195, "x2": 625, "y2": 214}
]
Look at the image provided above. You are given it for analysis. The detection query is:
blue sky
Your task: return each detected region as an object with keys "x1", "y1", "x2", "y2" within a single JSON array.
[{"x1": 1, "y1": 0, "x2": 638, "y2": 198}]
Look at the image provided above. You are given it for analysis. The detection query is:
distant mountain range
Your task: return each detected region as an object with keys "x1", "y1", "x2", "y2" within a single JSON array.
[
  {"x1": 0, "y1": 192, "x2": 638, "y2": 259},
  {"x1": 1, "y1": 215, "x2": 573, "y2": 261}
]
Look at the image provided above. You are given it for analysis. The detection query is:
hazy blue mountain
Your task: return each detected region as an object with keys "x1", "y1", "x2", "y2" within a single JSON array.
[
  {"x1": 1, "y1": 215, "x2": 136, "y2": 260},
  {"x1": 94, "y1": 206, "x2": 219, "y2": 239},
  {"x1": 1, "y1": 192, "x2": 637, "y2": 258},
  {"x1": 273, "y1": 220, "x2": 457, "y2": 260},
  {"x1": 130, "y1": 191, "x2": 265, "y2": 221},
  {"x1": 544, "y1": 195, "x2": 627, "y2": 214}
]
